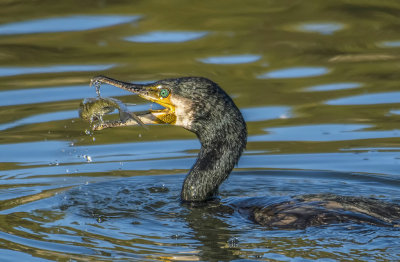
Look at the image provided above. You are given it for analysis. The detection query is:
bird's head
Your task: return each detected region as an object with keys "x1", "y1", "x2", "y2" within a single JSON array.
[{"x1": 99, "y1": 76, "x2": 245, "y2": 138}]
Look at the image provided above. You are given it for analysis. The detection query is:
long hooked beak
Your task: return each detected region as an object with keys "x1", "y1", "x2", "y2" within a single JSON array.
[
  {"x1": 90, "y1": 75, "x2": 148, "y2": 95},
  {"x1": 89, "y1": 75, "x2": 177, "y2": 131}
]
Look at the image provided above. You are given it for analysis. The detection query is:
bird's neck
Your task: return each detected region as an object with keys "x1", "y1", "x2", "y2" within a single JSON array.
[{"x1": 181, "y1": 118, "x2": 247, "y2": 202}]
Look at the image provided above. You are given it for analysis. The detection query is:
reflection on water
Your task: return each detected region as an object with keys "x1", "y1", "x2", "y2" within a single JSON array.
[
  {"x1": 252, "y1": 124, "x2": 400, "y2": 142},
  {"x1": 0, "y1": 64, "x2": 114, "y2": 77},
  {"x1": 379, "y1": 40, "x2": 400, "y2": 47},
  {"x1": 1, "y1": 0, "x2": 400, "y2": 261},
  {"x1": 241, "y1": 106, "x2": 292, "y2": 122},
  {"x1": 304, "y1": 82, "x2": 361, "y2": 92},
  {"x1": 199, "y1": 54, "x2": 261, "y2": 64},
  {"x1": 326, "y1": 91, "x2": 400, "y2": 105},
  {"x1": 0, "y1": 15, "x2": 140, "y2": 35},
  {"x1": 293, "y1": 22, "x2": 345, "y2": 35},
  {"x1": 125, "y1": 31, "x2": 208, "y2": 43},
  {"x1": 0, "y1": 84, "x2": 129, "y2": 106},
  {"x1": 258, "y1": 66, "x2": 329, "y2": 79}
]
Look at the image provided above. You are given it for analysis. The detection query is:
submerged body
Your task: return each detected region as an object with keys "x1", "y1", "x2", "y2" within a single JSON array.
[
  {"x1": 86, "y1": 75, "x2": 400, "y2": 228},
  {"x1": 235, "y1": 194, "x2": 400, "y2": 229}
]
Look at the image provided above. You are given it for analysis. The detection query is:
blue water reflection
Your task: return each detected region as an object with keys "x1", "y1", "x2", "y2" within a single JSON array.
[
  {"x1": 124, "y1": 31, "x2": 208, "y2": 43},
  {"x1": 258, "y1": 67, "x2": 329, "y2": 79},
  {"x1": 0, "y1": 84, "x2": 133, "y2": 107},
  {"x1": 0, "y1": 15, "x2": 140, "y2": 35},
  {"x1": 0, "y1": 231, "x2": 94, "y2": 255},
  {"x1": 0, "y1": 249, "x2": 52, "y2": 262},
  {"x1": 0, "y1": 139, "x2": 198, "y2": 164},
  {"x1": 0, "y1": 111, "x2": 77, "y2": 131},
  {"x1": 305, "y1": 82, "x2": 361, "y2": 92},
  {"x1": 294, "y1": 22, "x2": 344, "y2": 35},
  {"x1": 0, "y1": 64, "x2": 114, "y2": 77},
  {"x1": 241, "y1": 106, "x2": 292, "y2": 122},
  {"x1": 2, "y1": 138, "x2": 400, "y2": 179},
  {"x1": 198, "y1": 54, "x2": 261, "y2": 64},
  {"x1": 326, "y1": 91, "x2": 400, "y2": 105},
  {"x1": 379, "y1": 41, "x2": 400, "y2": 48},
  {"x1": 250, "y1": 124, "x2": 400, "y2": 142},
  {"x1": 0, "y1": 139, "x2": 199, "y2": 178},
  {"x1": 239, "y1": 151, "x2": 400, "y2": 176}
]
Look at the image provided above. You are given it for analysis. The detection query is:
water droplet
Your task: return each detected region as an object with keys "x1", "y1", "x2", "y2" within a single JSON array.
[
  {"x1": 49, "y1": 160, "x2": 60, "y2": 166},
  {"x1": 91, "y1": 80, "x2": 101, "y2": 97},
  {"x1": 228, "y1": 237, "x2": 239, "y2": 248},
  {"x1": 83, "y1": 155, "x2": 92, "y2": 162}
]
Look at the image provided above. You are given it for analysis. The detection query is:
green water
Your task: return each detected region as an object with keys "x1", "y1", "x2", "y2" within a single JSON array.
[{"x1": 1, "y1": 0, "x2": 400, "y2": 261}]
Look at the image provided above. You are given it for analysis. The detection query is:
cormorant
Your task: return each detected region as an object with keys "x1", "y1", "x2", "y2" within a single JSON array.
[{"x1": 89, "y1": 75, "x2": 400, "y2": 229}]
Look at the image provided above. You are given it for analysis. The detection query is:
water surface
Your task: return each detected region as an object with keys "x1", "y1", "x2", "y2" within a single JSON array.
[{"x1": 1, "y1": 0, "x2": 400, "y2": 261}]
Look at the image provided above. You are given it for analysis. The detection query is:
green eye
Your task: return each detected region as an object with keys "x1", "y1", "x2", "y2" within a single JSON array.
[{"x1": 159, "y1": 88, "x2": 170, "y2": 98}]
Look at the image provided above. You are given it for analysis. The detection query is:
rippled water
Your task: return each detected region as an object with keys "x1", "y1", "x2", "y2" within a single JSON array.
[{"x1": 1, "y1": 0, "x2": 400, "y2": 261}]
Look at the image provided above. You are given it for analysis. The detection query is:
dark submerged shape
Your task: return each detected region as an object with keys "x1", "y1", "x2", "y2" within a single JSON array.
[{"x1": 90, "y1": 75, "x2": 400, "y2": 228}]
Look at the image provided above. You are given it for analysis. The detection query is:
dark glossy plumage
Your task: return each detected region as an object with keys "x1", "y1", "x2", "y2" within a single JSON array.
[{"x1": 169, "y1": 78, "x2": 247, "y2": 201}]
